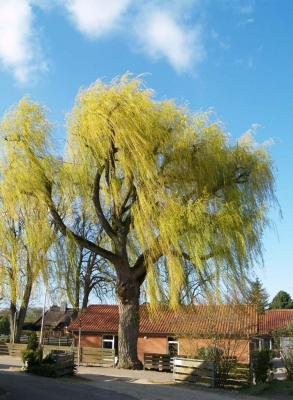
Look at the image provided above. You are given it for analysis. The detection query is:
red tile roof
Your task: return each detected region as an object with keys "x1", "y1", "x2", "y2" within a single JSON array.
[
  {"x1": 69, "y1": 304, "x2": 258, "y2": 337},
  {"x1": 259, "y1": 310, "x2": 293, "y2": 334}
]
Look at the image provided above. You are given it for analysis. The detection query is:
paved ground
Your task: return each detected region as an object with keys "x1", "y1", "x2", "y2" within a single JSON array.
[
  {"x1": 0, "y1": 356, "x2": 276, "y2": 400},
  {"x1": 272, "y1": 358, "x2": 287, "y2": 381},
  {"x1": 0, "y1": 371, "x2": 138, "y2": 400}
]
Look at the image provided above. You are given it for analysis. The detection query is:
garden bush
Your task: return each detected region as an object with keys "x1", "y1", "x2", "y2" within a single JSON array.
[
  {"x1": 27, "y1": 333, "x2": 38, "y2": 351},
  {"x1": 196, "y1": 346, "x2": 236, "y2": 388},
  {"x1": 0, "y1": 316, "x2": 10, "y2": 335},
  {"x1": 22, "y1": 342, "x2": 75, "y2": 378},
  {"x1": 282, "y1": 347, "x2": 293, "y2": 380},
  {"x1": 196, "y1": 346, "x2": 223, "y2": 362},
  {"x1": 22, "y1": 333, "x2": 43, "y2": 369},
  {"x1": 22, "y1": 349, "x2": 38, "y2": 367},
  {"x1": 253, "y1": 349, "x2": 273, "y2": 383}
]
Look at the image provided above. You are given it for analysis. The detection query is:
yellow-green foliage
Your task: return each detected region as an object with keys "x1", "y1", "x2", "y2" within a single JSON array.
[
  {"x1": 0, "y1": 99, "x2": 54, "y2": 304},
  {"x1": 0, "y1": 75, "x2": 276, "y2": 306}
]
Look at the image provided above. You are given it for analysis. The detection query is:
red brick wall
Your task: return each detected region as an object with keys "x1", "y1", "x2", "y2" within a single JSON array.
[
  {"x1": 137, "y1": 336, "x2": 168, "y2": 363},
  {"x1": 73, "y1": 333, "x2": 250, "y2": 364},
  {"x1": 74, "y1": 333, "x2": 102, "y2": 348},
  {"x1": 179, "y1": 337, "x2": 250, "y2": 363}
]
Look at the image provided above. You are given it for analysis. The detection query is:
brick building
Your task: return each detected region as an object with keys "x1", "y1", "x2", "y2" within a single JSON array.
[{"x1": 69, "y1": 304, "x2": 260, "y2": 364}]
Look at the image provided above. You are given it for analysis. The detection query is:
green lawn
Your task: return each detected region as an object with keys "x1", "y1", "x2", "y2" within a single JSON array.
[{"x1": 242, "y1": 380, "x2": 293, "y2": 397}]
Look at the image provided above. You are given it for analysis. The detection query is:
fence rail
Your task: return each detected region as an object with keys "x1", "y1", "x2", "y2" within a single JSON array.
[
  {"x1": 173, "y1": 357, "x2": 215, "y2": 387},
  {"x1": 173, "y1": 357, "x2": 251, "y2": 388},
  {"x1": 4, "y1": 343, "x2": 115, "y2": 367},
  {"x1": 221, "y1": 363, "x2": 252, "y2": 388},
  {"x1": 19, "y1": 335, "x2": 73, "y2": 346},
  {"x1": 0, "y1": 335, "x2": 9, "y2": 343},
  {"x1": 77, "y1": 347, "x2": 115, "y2": 366}
]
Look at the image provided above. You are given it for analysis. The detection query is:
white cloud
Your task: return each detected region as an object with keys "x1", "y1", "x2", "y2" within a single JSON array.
[
  {"x1": 135, "y1": 9, "x2": 205, "y2": 72},
  {"x1": 0, "y1": 0, "x2": 206, "y2": 82},
  {"x1": 0, "y1": 0, "x2": 46, "y2": 83},
  {"x1": 62, "y1": 0, "x2": 132, "y2": 38},
  {"x1": 60, "y1": 0, "x2": 205, "y2": 73}
]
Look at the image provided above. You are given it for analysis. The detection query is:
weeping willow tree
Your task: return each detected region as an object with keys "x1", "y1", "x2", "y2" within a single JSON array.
[
  {"x1": 0, "y1": 75, "x2": 276, "y2": 367},
  {"x1": 0, "y1": 207, "x2": 53, "y2": 342},
  {"x1": 0, "y1": 100, "x2": 54, "y2": 342}
]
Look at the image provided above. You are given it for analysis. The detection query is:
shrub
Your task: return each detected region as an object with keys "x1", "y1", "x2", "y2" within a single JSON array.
[
  {"x1": 22, "y1": 333, "x2": 42, "y2": 368},
  {"x1": 282, "y1": 347, "x2": 293, "y2": 380},
  {"x1": 0, "y1": 316, "x2": 10, "y2": 335},
  {"x1": 197, "y1": 346, "x2": 223, "y2": 362},
  {"x1": 22, "y1": 338, "x2": 74, "y2": 378},
  {"x1": 22, "y1": 349, "x2": 38, "y2": 367},
  {"x1": 27, "y1": 333, "x2": 38, "y2": 351},
  {"x1": 253, "y1": 349, "x2": 272, "y2": 383},
  {"x1": 196, "y1": 346, "x2": 236, "y2": 387},
  {"x1": 22, "y1": 347, "x2": 42, "y2": 365}
]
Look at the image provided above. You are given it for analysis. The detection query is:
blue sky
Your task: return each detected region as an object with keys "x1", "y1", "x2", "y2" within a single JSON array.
[{"x1": 0, "y1": 0, "x2": 292, "y2": 300}]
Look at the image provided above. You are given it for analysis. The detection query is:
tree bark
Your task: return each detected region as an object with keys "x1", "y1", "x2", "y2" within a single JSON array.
[
  {"x1": 116, "y1": 277, "x2": 142, "y2": 369},
  {"x1": 82, "y1": 255, "x2": 93, "y2": 310},
  {"x1": 14, "y1": 280, "x2": 32, "y2": 342},
  {"x1": 82, "y1": 286, "x2": 90, "y2": 310},
  {"x1": 9, "y1": 302, "x2": 16, "y2": 343},
  {"x1": 72, "y1": 266, "x2": 81, "y2": 319}
]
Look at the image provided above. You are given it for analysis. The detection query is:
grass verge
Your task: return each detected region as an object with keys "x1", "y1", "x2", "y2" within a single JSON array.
[{"x1": 242, "y1": 380, "x2": 293, "y2": 396}]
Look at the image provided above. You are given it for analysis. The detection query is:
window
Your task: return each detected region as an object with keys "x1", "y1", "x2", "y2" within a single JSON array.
[
  {"x1": 102, "y1": 335, "x2": 114, "y2": 349},
  {"x1": 102, "y1": 335, "x2": 118, "y2": 355},
  {"x1": 168, "y1": 337, "x2": 179, "y2": 357}
]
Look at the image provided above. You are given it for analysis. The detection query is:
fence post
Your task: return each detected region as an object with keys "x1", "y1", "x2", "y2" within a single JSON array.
[
  {"x1": 77, "y1": 319, "x2": 81, "y2": 367},
  {"x1": 173, "y1": 357, "x2": 176, "y2": 382},
  {"x1": 212, "y1": 362, "x2": 216, "y2": 388}
]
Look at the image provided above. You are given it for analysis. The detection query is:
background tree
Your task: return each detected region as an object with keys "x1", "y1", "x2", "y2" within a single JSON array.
[
  {"x1": 0, "y1": 76, "x2": 276, "y2": 368},
  {"x1": 52, "y1": 212, "x2": 116, "y2": 314},
  {"x1": 270, "y1": 290, "x2": 293, "y2": 309},
  {"x1": 0, "y1": 206, "x2": 53, "y2": 341},
  {"x1": 246, "y1": 278, "x2": 269, "y2": 312},
  {"x1": 140, "y1": 257, "x2": 213, "y2": 305},
  {"x1": 0, "y1": 100, "x2": 54, "y2": 342}
]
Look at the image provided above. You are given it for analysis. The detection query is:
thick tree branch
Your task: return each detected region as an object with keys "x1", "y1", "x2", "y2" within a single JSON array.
[
  {"x1": 92, "y1": 170, "x2": 117, "y2": 241},
  {"x1": 117, "y1": 177, "x2": 136, "y2": 219},
  {"x1": 132, "y1": 239, "x2": 162, "y2": 283},
  {"x1": 49, "y1": 201, "x2": 118, "y2": 264}
]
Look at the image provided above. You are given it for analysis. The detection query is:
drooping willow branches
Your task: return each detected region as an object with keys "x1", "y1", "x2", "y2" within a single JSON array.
[{"x1": 0, "y1": 76, "x2": 276, "y2": 307}]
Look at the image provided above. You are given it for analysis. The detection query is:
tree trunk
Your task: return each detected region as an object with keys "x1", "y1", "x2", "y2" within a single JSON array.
[
  {"x1": 71, "y1": 272, "x2": 80, "y2": 320},
  {"x1": 116, "y1": 277, "x2": 142, "y2": 369},
  {"x1": 14, "y1": 280, "x2": 32, "y2": 343},
  {"x1": 9, "y1": 302, "x2": 16, "y2": 343},
  {"x1": 82, "y1": 287, "x2": 90, "y2": 310}
]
